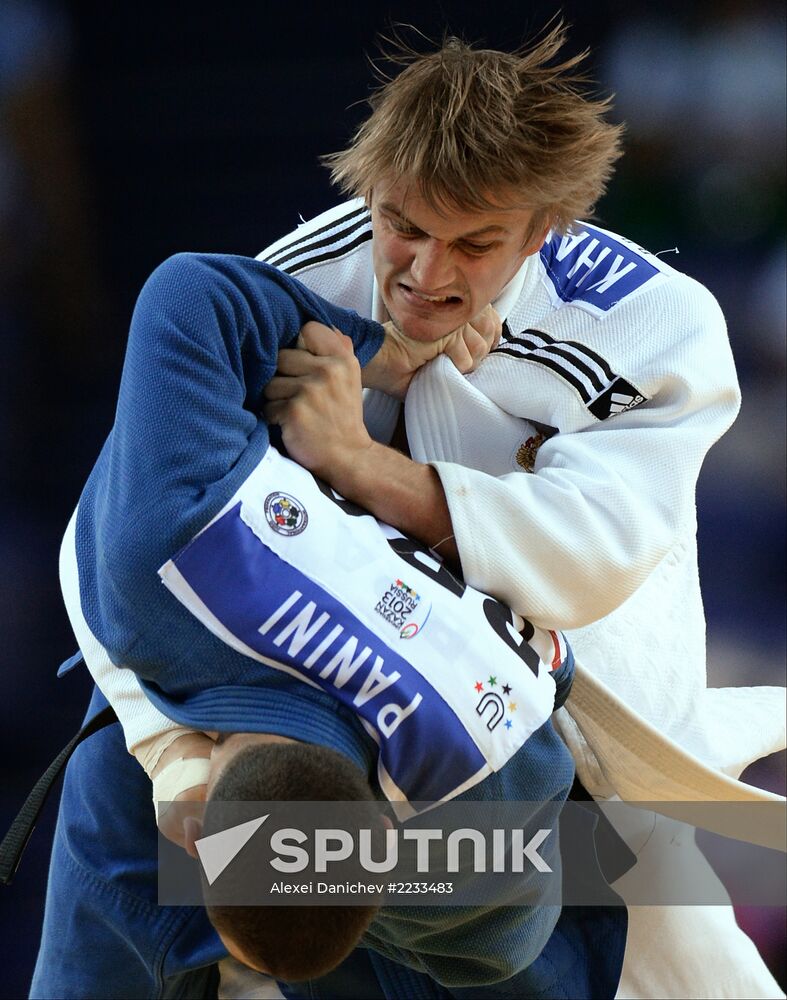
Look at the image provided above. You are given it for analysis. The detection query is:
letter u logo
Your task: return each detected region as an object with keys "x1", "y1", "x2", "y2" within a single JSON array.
[{"x1": 476, "y1": 692, "x2": 505, "y2": 731}]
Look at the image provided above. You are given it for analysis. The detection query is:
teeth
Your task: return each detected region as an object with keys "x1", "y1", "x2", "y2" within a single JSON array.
[{"x1": 411, "y1": 290, "x2": 450, "y2": 302}]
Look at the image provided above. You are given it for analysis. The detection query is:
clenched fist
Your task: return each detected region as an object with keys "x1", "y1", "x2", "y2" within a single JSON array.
[{"x1": 264, "y1": 322, "x2": 373, "y2": 482}]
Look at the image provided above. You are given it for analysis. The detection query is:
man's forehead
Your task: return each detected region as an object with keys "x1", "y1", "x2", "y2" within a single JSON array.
[
  {"x1": 372, "y1": 178, "x2": 533, "y2": 237},
  {"x1": 379, "y1": 201, "x2": 511, "y2": 237}
]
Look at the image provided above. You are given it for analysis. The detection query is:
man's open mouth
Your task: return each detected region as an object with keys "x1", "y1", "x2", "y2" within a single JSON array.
[{"x1": 399, "y1": 283, "x2": 463, "y2": 305}]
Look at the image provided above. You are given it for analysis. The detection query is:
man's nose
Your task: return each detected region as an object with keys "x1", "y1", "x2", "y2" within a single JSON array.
[{"x1": 410, "y1": 240, "x2": 455, "y2": 290}]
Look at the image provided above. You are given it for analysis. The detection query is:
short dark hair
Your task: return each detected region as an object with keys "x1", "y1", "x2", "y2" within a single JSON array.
[{"x1": 203, "y1": 741, "x2": 380, "y2": 981}]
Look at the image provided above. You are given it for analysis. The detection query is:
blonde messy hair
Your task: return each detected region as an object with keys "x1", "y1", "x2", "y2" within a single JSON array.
[{"x1": 324, "y1": 22, "x2": 624, "y2": 234}]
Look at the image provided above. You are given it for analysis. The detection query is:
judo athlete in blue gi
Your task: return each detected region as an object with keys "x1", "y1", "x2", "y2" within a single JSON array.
[{"x1": 30, "y1": 254, "x2": 626, "y2": 998}]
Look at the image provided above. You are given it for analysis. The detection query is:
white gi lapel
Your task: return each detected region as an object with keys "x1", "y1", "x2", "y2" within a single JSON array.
[{"x1": 405, "y1": 354, "x2": 539, "y2": 472}]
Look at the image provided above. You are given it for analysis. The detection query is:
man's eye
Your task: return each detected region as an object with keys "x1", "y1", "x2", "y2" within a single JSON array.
[
  {"x1": 462, "y1": 242, "x2": 495, "y2": 255},
  {"x1": 391, "y1": 220, "x2": 418, "y2": 238}
]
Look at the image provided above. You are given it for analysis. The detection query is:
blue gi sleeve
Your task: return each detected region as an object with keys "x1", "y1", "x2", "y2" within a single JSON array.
[
  {"x1": 114, "y1": 251, "x2": 381, "y2": 521},
  {"x1": 77, "y1": 253, "x2": 384, "y2": 661}
]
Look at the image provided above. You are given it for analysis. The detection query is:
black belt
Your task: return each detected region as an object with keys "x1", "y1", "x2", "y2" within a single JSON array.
[
  {"x1": 0, "y1": 705, "x2": 118, "y2": 885},
  {"x1": 568, "y1": 776, "x2": 638, "y2": 885}
]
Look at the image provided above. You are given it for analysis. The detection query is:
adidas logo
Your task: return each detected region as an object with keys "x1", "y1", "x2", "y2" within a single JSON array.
[{"x1": 609, "y1": 392, "x2": 636, "y2": 413}]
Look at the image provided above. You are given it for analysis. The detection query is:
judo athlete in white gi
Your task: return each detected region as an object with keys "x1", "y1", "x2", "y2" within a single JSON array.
[{"x1": 32, "y1": 22, "x2": 785, "y2": 1000}]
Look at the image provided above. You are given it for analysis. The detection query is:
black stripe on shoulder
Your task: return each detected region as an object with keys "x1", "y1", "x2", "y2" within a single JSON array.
[
  {"x1": 501, "y1": 325, "x2": 556, "y2": 348},
  {"x1": 492, "y1": 347, "x2": 592, "y2": 403},
  {"x1": 283, "y1": 229, "x2": 374, "y2": 275},
  {"x1": 504, "y1": 329, "x2": 610, "y2": 387},
  {"x1": 265, "y1": 207, "x2": 370, "y2": 267},
  {"x1": 503, "y1": 332, "x2": 545, "y2": 351},
  {"x1": 559, "y1": 339, "x2": 616, "y2": 382},
  {"x1": 498, "y1": 331, "x2": 603, "y2": 393},
  {"x1": 494, "y1": 328, "x2": 648, "y2": 418},
  {"x1": 270, "y1": 217, "x2": 371, "y2": 270},
  {"x1": 540, "y1": 345, "x2": 604, "y2": 393}
]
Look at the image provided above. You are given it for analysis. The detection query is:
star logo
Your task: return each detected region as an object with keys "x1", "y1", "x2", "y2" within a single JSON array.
[
  {"x1": 505, "y1": 719, "x2": 513, "y2": 730},
  {"x1": 474, "y1": 681, "x2": 484, "y2": 693},
  {"x1": 488, "y1": 676, "x2": 497, "y2": 687},
  {"x1": 502, "y1": 683, "x2": 511, "y2": 695},
  {"x1": 508, "y1": 701, "x2": 517, "y2": 712}
]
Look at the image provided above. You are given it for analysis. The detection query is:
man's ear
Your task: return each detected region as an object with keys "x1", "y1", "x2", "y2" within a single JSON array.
[
  {"x1": 183, "y1": 814, "x2": 204, "y2": 860},
  {"x1": 524, "y1": 215, "x2": 553, "y2": 257}
]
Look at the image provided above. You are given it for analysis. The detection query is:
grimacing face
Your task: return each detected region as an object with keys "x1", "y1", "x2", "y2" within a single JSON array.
[{"x1": 370, "y1": 177, "x2": 549, "y2": 343}]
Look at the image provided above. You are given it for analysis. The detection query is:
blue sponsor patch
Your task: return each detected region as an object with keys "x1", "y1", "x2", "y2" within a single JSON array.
[{"x1": 540, "y1": 226, "x2": 660, "y2": 313}]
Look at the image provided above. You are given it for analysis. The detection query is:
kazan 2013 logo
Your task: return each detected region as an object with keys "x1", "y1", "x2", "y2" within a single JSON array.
[
  {"x1": 264, "y1": 492, "x2": 308, "y2": 536},
  {"x1": 374, "y1": 579, "x2": 431, "y2": 639}
]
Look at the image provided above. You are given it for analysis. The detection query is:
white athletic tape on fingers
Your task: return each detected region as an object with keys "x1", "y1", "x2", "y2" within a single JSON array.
[
  {"x1": 153, "y1": 757, "x2": 212, "y2": 822},
  {"x1": 136, "y1": 727, "x2": 200, "y2": 777}
]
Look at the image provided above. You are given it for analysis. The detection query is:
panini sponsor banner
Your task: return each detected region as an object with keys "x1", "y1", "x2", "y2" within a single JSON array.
[{"x1": 159, "y1": 447, "x2": 571, "y2": 816}]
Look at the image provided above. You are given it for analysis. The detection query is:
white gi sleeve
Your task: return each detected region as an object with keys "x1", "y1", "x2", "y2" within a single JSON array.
[
  {"x1": 60, "y1": 507, "x2": 187, "y2": 751},
  {"x1": 422, "y1": 277, "x2": 741, "y2": 629}
]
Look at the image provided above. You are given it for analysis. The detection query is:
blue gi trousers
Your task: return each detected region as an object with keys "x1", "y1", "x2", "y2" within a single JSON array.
[{"x1": 30, "y1": 687, "x2": 223, "y2": 999}]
